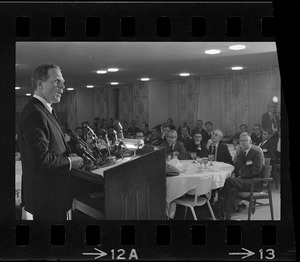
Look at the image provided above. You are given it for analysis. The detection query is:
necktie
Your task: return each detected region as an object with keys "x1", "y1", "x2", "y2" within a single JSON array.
[
  {"x1": 212, "y1": 145, "x2": 216, "y2": 155},
  {"x1": 243, "y1": 151, "x2": 247, "y2": 161},
  {"x1": 272, "y1": 116, "x2": 277, "y2": 129}
]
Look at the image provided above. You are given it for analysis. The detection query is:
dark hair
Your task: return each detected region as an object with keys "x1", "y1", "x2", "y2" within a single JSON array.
[
  {"x1": 76, "y1": 127, "x2": 83, "y2": 131},
  {"x1": 239, "y1": 124, "x2": 248, "y2": 129},
  {"x1": 197, "y1": 120, "x2": 203, "y2": 124},
  {"x1": 143, "y1": 122, "x2": 149, "y2": 128},
  {"x1": 31, "y1": 64, "x2": 61, "y2": 91},
  {"x1": 253, "y1": 124, "x2": 261, "y2": 129},
  {"x1": 263, "y1": 128, "x2": 274, "y2": 136},
  {"x1": 205, "y1": 121, "x2": 213, "y2": 126}
]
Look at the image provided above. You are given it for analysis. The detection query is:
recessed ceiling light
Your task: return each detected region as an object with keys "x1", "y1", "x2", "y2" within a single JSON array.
[
  {"x1": 229, "y1": 44, "x2": 246, "y2": 50},
  {"x1": 141, "y1": 78, "x2": 150, "y2": 81},
  {"x1": 180, "y1": 73, "x2": 190, "y2": 77},
  {"x1": 67, "y1": 88, "x2": 74, "y2": 91},
  {"x1": 26, "y1": 93, "x2": 31, "y2": 96},
  {"x1": 231, "y1": 66, "x2": 243, "y2": 70},
  {"x1": 205, "y1": 49, "x2": 221, "y2": 55},
  {"x1": 108, "y1": 68, "x2": 119, "y2": 72},
  {"x1": 111, "y1": 82, "x2": 119, "y2": 85},
  {"x1": 97, "y1": 70, "x2": 107, "y2": 74},
  {"x1": 87, "y1": 85, "x2": 94, "y2": 88},
  {"x1": 15, "y1": 86, "x2": 20, "y2": 90}
]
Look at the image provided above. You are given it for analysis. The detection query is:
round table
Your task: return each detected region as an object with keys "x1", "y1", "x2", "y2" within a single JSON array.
[{"x1": 166, "y1": 159, "x2": 234, "y2": 218}]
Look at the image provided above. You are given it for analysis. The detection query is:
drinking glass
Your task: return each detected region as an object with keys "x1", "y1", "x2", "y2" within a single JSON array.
[
  {"x1": 190, "y1": 152, "x2": 197, "y2": 163},
  {"x1": 202, "y1": 157, "x2": 209, "y2": 169},
  {"x1": 208, "y1": 154, "x2": 214, "y2": 166}
]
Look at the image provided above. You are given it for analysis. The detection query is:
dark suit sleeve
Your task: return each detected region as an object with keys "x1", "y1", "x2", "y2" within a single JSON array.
[
  {"x1": 20, "y1": 109, "x2": 70, "y2": 174},
  {"x1": 177, "y1": 142, "x2": 188, "y2": 160},
  {"x1": 222, "y1": 143, "x2": 233, "y2": 165},
  {"x1": 241, "y1": 149, "x2": 264, "y2": 178}
]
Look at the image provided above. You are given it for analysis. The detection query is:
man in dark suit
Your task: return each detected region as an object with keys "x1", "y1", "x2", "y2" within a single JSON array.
[
  {"x1": 191, "y1": 120, "x2": 209, "y2": 144},
  {"x1": 206, "y1": 129, "x2": 233, "y2": 165},
  {"x1": 160, "y1": 130, "x2": 188, "y2": 160},
  {"x1": 259, "y1": 128, "x2": 278, "y2": 161},
  {"x1": 177, "y1": 125, "x2": 192, "y2": 149},
  {"x1": 185, "y1": 131, "x2": 208, "y2": 158},
  {"x1": 250, "y1": 124, "x2": 263, "y2": 146},
  {"x1": 18, "y1": 64, "x2": 83, "y2": 220},
  {"x1": 213, "y1": 134, "x2": 264, "y2": 220}
]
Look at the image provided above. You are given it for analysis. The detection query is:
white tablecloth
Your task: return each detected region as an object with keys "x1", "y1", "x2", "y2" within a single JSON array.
[{"x1": 166, "y1": 160, "x2": 234, "y2": 218}]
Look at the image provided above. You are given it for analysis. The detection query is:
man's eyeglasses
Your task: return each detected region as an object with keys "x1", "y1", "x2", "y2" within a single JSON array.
[
  {"x1": 167, "y1": 136, "x2": 177, "y2": 139},
  {"x1": 253, "y1": 128, "x2": 260, "y2": 130},
  {"x1": 239, "y1": 139, "x2": 251, "y2": 143}
]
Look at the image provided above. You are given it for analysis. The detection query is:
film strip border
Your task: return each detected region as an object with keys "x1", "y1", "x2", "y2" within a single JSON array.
[{"x1": 0, "y1": 1, "x2": 295, "y2": 261}]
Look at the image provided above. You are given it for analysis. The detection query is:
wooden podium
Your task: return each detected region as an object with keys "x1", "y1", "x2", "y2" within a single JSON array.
[{"x1": 71, "y1": 148, "x2": 166, "y2": 220}]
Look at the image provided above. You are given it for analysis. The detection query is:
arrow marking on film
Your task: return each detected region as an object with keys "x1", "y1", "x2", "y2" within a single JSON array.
[
  {"x1": 229, "y1": 247, "x2": 255, "y2": 259},
  {"x1": 82, "y1": 248, "x2": 108, "y2": 259}
]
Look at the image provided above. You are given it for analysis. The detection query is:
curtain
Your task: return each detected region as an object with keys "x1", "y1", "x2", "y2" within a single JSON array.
[{"x1": 94, "y1": 87, "x2": 109, "y2": 120}]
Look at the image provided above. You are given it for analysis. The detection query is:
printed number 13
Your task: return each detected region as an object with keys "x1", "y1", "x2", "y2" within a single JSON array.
[{"x1": 259, "y1": 249, "x2": 275, "y2": 260}]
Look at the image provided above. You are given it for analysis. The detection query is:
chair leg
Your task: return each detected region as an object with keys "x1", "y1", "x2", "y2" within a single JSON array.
[
  {"x1": 189, "y1": 206, "x2": 198, "y2": 220},
  {"x1": 184, "y1": 206, "x2": 188, "y2": 220},
  {"x1": 207, "y1": 202, "x2": 216, "y2": 220},
  {"x1": 268, "y1": 185, "x2": 274, "y2": 220}
]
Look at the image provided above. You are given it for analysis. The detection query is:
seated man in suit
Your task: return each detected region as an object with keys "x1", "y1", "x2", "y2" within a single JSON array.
[
  {"x1": 213, "y1": 134, "x2": 264, "y2": 220},
  {"x1": 206, "y1": 129, "x2": 233, "y2": 165},
  {"x1": 160, "y1": 129, "x2": 188, "y2": 160},
  {"x1": 259, "y1": 128, "x2": 277, "y2": 161},
  {"x1": 205, "y1": 121, "x2": 214, "y2": 140},
  {"x1": 177, "y1": 125, "x2": 193, "y2": 149},
  {"x1": 233, "y1": 124, "x2": 248, "y2": 141},
  {"x1": 191, "y1": 120, "x2": 209, "y2": 144},
  {"x1": 185, "y1": 131, "x2": 209, "y2": 158},
  {"x1": 251, "y1": 124, "x2": 263, "y2": 146},
  {"x1": 146, "y1": 126, "x2": 162, "y2": 146}
]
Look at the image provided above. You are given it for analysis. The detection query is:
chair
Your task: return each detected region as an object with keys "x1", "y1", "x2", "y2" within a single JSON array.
[
  {"x1": 237, "y1": 165, "x2": 274, "y2": 220},
  {"x1": 173, "y1": 175, "x2": 216, "y2": 220},
  {"x1": 264, "y1": 157, "x2": 271, "y2": 166}
]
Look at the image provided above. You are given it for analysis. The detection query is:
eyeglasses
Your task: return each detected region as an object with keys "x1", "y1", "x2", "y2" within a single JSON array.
[
  {"x1": 253, "y1": 128, "x2": 260, "y2": 130},
  {"x1": 239, "y1": 139, "x2": 251, "y2": 143},
  {"x1": 167, "y1": 136, "x2": 177, "y2": 139}
]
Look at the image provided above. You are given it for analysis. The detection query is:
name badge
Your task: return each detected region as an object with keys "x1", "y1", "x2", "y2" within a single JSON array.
[
  {"x1": 262, "y1": 149, "x2": 268, "y2": 152},
  {"x1": 246, "y1": 160, "x2": 253, "y2": 165}
]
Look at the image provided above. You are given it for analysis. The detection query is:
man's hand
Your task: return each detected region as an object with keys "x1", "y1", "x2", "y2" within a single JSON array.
[{"x1": 69, "y1": 155, "x2": 84, "y2": 169}]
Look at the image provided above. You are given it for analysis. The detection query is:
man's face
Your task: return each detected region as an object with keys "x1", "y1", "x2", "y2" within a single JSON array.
[
  {"x1": 240, "y1": 125, "x2": 247, "y2": 133},
  {"x1": 181, "y1": 127, "x2": 188, "y2": 135},
  {"x1": 205, "y1": 124, "x2": 213, "y2": 132},
  {"x1": 163, "y1": 127, "x2": 170, "y2": 134},
  {"x1": 262, "y1": 130, "x2": 271, "y2": 141},
  {"x1": 196, "y1": 121, "x2": 203, "y2": 129},
  {"x1": 166, "y1": 132, "x2": 177, "y2": 145},
  {"x1": 136, "y1": 132, "x2": 144, "y2": 140},
  {"x1": 211, "y1": 131, "x2": 221, "y2": 143},
  {"x1": 131, "y1": 121, "x2": 136, "y2": 127},
  {"x1": 193, "y1": 134, "x2": 202, "y2": 144},
  {"x1": 253, "y1": 125, "x2": 261, "y2": 135},
  {"x1": 37, "y1": 68, "x2": 65, "y2": 104},
  {"x1": 268, "y1": 103, "x2": 277, "y2": 114},
  {"x1": 151, "y1": 128, "x2": 158, "y2": 136},
  {"x1": 239, "y1": 136, "x2": 251, "y2": 151},
  {"x1": 76, "y1": 128, "x2": 83, "y2": 137}
]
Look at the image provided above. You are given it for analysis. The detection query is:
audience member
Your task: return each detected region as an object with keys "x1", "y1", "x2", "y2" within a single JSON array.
[
  {"x1": 191, "y1": 120, "x2": 209, "y2": 143},
  {"x1": 233, "y1": 124, "x2": 248, "y2": 140},
  {"x1": 213, "y1": 134, "x2": 264, "y2": 220},
  {"x1": 262, "y1": 101, "x2": 280, "y2": 134},
  {"x1": 141, "y1": 122, "x2": 151, "y2": 138},
  {"x1": 166, "y1": 118, "x2": 176, "y2": 130},
  {"x1": 206, "y1": 129, "x2": 233, "y2": 165},
  {"x1": 258, "y1": 128, "x2": 277, "y2": 161},
  {"x1": 160, "y1": 130, "x2": 188, "y2": 160},
  {"x1": 205, "y1": 121, "x2": 214, "y2": 140},
  {"x1": 177, "y1": 125, "x2": 193, "y2": 149},
  {"x1": 127, "y1": 120, "x2": 140, "y2": 137},
  {"x1": 122, "y1": 121, "x2": 129, "y2": 138},
  {"x1": 185, "y1": 131, "x2": 209, "y2": 158},
  {"x1": 147, "y1": 126, "x2": 162, "y2": 146},
  {"x1": 251, "y1": 124, "x2": 263, "y2": 146},
  {"x1": 177, "y1": 121, "x2": 191, "y2": 135},
  {"x1": 100, "y1": 118, "x2": 108, "y2": 130},
  {"x1": 160, "y1": 123, "x2": 171, "y2": 144}
]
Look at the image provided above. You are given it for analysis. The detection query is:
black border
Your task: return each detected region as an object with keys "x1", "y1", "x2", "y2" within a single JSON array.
[{"x1": 0, "y1": 1, "x2": 295, "y2": 260}]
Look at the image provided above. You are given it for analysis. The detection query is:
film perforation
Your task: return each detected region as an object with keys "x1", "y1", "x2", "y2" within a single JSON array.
[
  {"x1": 85, "y1": 225, "x2": 101, "y2": 245},
  {"x1": 121, "y1": 17, "x2": 136, "y2": 38},
  {"x1": 15, "y1": 17, "x2": 30, "y2": 37},
  {"x1": 226, "y1": 225, "x2": 242, "y2": 246},
  {"x1": 262, "y1": 225, "x2": 277, "y2": 246},
  {"x1": 50, "y1": 225, "x2": 65, "y2": 246},
  {"x1": 155, "y1": 224, "x2": 171, "y2": 246},
  {"x1": 15, "y1": 224, "x2": 30, "y2": 246},
  {"x1": 51, "y1": 17, "x2": 65, "y2": 37},
  {"x1": 86, "y1": 17, "x2": 101, "y2": 38},
  {"x1": 226, "y1": 17, "x2": 241, "y2": 37},
  {"x1": 120, "y1": 225, "x2": 136, "y2": 246}
]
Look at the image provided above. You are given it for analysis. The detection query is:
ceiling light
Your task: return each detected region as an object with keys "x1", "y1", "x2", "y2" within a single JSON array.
[
  {"x1": 87, "y1": 85, "x2": 94, "y2": 88},
  {"x1": 141, "y1": 78, "x2": 149, "y2": 81},
  {"x1": 67, "y1": 88, "x2": 74, "y2": 91},
  {"x1": 107, "y1": 68, "x2": 119, "y2": 72},
  {"x1": 111, "y1": 82, "x2": 119, "y2": 85},
  {"x1": 26, "y1": 93, "x2": 31, "y2": 96},
  {"x1": 205, "y1": 49, "x2": 221, "y2": 55},
  {"x1": 229, "y1": 44, "x2": 246, "y2": 50},
  {"x1": 180, "y1": 73, "x2": 190, "y2": 77},
  {"x1": 272, "y1": 96, "x2": 279, "y2": 103},
  {"x1": 231, "y1": 66, "x2": 243, "y2": 70},
  {"x1": 15, "y1": 86, "x2": 20, "y2": 90},
  {"x1": 97, "y1": 70, "x2": 107, "y2": 74}
]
